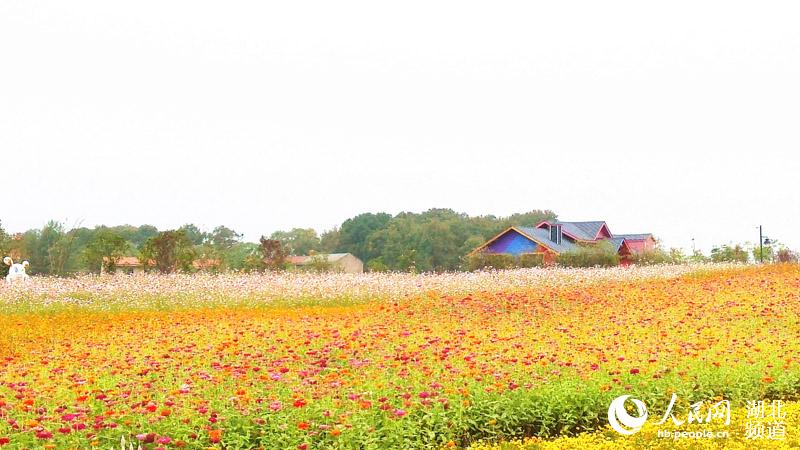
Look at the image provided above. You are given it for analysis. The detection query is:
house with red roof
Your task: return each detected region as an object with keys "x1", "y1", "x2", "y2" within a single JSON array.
[{"x1": 469, "y1": 220, "x2": 655, "y2": 265}]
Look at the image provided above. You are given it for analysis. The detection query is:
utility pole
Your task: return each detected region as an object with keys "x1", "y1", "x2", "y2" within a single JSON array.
[{"x1": 759, "y1": 225, "x2": 763, "y2": 263}]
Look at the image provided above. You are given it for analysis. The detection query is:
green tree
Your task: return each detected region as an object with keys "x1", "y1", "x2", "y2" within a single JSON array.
[
  {"x1": 338, "y1": 213, "x2": 392, "y2": 262},
  {"x1": 48, "y1": 227, "x2": 83, "y2": 276},
  {"x1": 209, "y1": 225, "x2": 242, "y2": 251},
  {"x1": 141, "y1": 230, "x2": 196, "y2": 273},
  {"x1": 270, "y1": 228, "x2": 320, "y2": 255},
  {"x1": 0, "y1": 221, "x2": 9, "y2": 277},
  {"x1": 557, "y1": 241, "x2": 620, "y2": 267},
  {"x1": 84, "y1": 229, "x2": 130, "y2": 273},
  {"x1": 752, "y1": 240, "x2": 781, "y2": 263},
  {"x1": 131, "y1": 225, "x2": 159, "y2": 248},
  {"x1": 319, "y1": 228, "x2": 341, "y2": 253},
  {"x1": 20, "y1": 221, "x2": 65, "y2": 275},
  {"x1": 178, "y1": 224, "x2": 207, "y2": 246},
  {"x1": 710, "y1": 244, "x2": 749, "y2": 263},
  {"x1": 225, "y1": 242, "x2": 263, "y2": 271}
]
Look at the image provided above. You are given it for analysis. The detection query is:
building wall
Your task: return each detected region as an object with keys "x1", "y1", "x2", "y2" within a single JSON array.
[
  {"x1": 336, "y1": 254, "x2": 364, "y2": 273},
  {"x1": 624, "y1": 237, "x2": 656, "y2": 253},
  {"x1": 485, "y1": 230, "x2": 540, "y2": 256}
]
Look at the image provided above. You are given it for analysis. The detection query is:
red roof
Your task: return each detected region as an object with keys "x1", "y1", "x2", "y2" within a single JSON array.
[
  {"x1": 102, "y1": 256, "x2": 154, "y2": 267},
  {"x1": 192, "y1": 258, "x2": 221, "y2": 269}
]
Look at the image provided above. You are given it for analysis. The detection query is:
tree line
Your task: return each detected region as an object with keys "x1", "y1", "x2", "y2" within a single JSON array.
[
  {"x1": 4, "y1": 210, "x2": 793, "y2": 276},
  {"x1": 0, "y1": 209, "x2": 557, "y2": 275}
]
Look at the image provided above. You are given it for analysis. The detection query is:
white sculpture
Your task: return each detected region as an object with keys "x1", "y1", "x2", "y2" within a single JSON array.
[{"x1": 4, "y1": 257, "x2": 30, "y2": 284}]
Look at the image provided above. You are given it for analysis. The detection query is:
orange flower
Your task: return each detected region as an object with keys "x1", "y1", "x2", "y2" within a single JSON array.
[{"x1": 209, "y1": 429, "x2": 222, "y2": 443}]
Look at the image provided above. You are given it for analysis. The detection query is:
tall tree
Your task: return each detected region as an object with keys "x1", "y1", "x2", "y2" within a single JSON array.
[
  {"x1": 338, "y1": 213, "x2": 392, "y2": 262},
  {"x1": 270, "y1": 228, "x2": 320, "y2": 255},
  {"x1": 141, "y1": 230, "x2": 196, "y2": 273},
  {"x1": 178, "y1": 224, "x2": 207, "y2": 246},
  {"x1": 84, "y1": 229, "x2": 130, "y2": 273},
  {"x1": 0, "y1": 221, "x2": 9, "y2": 277},
  {"x1": 21, "y1": 221, "x2": 65, "y2": 275},
  {"x1": 131, "y1": 225, "x2": 159, "y2": 248},
  {"x1": 48, "y1": 228, "x2": 82, "y2": 276},
  {"x1": 319, "y1": 227, "x2": 341, "y2": 253},
  {"x1": 209, "y1": 225, "x2": 242, "y2": 251},
  {"x1": 260, "y1": 237, "x2": 288, "y2": 271}
]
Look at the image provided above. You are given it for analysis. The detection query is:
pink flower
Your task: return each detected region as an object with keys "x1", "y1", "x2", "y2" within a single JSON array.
[
  {"x1": 393, "y1": 409, "x2": 407, "y2": 417},
  {"x1": 269, "y1": 401, "x2": 282, "y2": 412}
]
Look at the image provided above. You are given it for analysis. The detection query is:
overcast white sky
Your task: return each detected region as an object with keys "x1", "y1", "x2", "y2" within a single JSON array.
[{"x1": 1, "y1": 1, "x2": 798, "y2": 252}]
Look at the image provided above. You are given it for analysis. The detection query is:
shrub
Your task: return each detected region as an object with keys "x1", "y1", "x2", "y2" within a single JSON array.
[
  {"x1": 466, "y1": 253, "x2": 516, "y2": 271},
  {"x1": 302, "y1": 254, "x2": 337, "y2": 273},
  {"x1": 367, "y1": 257, "x2": 389, "y2": 272},
  {"x1": 519, "y1": 253, "x2": 544, "y2": 268},
  {"x1": 631, "y1": 248, "x2": 685, "y2": 265},
  {"x1": 557, "y1": 241, "x2": 619, "y2": 267},
  {"x1": 776, "y1": 248, "x2": 799, "y2": 263},
  {"x1": 710, "y1": 244, "x2": 749, "y2": 263}
]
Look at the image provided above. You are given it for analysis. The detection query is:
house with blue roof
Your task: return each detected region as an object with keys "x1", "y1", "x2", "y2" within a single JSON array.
[{"x1": 468, "y1": 220, "x2": 655, "y2": 265}]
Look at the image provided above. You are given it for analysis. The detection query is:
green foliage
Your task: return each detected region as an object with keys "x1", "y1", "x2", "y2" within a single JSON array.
[
  {"x1": 141, "y1": 230, "x2": 196, "y2": 273},
  {"x1": 209, "y1": 225, "x2": 242, "y2": 251},
  {"x1": 710, "y1": 244, "x2": 749, "y2": 263},
  {"x1": 319, "y1": 227, "x2": 341, "y2": 253},
  {"x1": 519, "y1": 253, "x2": 544, "y2": 268},
  {"x1": 556, "y1": 241, "x2": 619, "y2": 268},
  {"x1": 466, "y1": 253, "x2": 517, "y2": 271},
  {"x1": 301, "y1": 253, "x2": 336, "y2": 273},
  {"x1": 332, "y1": 209, "x2": 556, "y2": 272},
  {"x1": 630, "y1": 248, "x2": 685, "y2": 265},
  {"x1": 338, "y1": 212, "x2": 393, "y2": 263},
  {"x1": 366, "y1": 257, "x2": 389, "y2": 272},
  {"x1": 223, "y1": 243, "x2": 261, "y2": 271},
  {"x1": 83, "y1": 229, "x2": 130, "y2": 273},
  {"x1": 466, "y1": 253, "x2": 543, "y2": 271},
  {"x1": 270, "y1": 228, "x2": 320, "y2": 255},
  {"x1": 178, "y1": 224, "x2": 207, "y2": 246},
  {"x1": 0, "y1": 221, "x2": 8, "y2": 277},
  {"x1": 0, "y1": 208, "x2": 559, "y2": 275},
  {"x1": 687, "y1": 249, "x2": 709, "y2": 263},
  {"x1": 752, "y1": 245, "x2": 774, "y2": 263}
]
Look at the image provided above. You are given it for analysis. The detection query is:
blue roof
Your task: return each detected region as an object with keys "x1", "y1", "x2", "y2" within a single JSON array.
[{"x1": 517, "y1": 227, "x2": 577, "y2": 253}]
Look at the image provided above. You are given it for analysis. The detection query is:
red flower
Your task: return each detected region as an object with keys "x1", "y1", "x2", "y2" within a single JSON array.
[
  {"x1": 630, "y1": 368, "x2": 640, "y2": 375},
  {"x1": 35, "y1": 430, "x2": 53, "y2": 439},
  {"x1": 293, "y1": 398, "x2": 307, "y2": 408}
]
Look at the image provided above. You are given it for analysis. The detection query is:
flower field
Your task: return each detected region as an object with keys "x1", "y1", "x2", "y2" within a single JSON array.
[{"x1": 0, "y1": 264, "x2": 798, "y2": 449}]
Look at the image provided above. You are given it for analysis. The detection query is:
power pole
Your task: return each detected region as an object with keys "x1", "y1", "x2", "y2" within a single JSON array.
[{"x1": 759, "y1": 225, "x2": 763, "y2": 263}]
